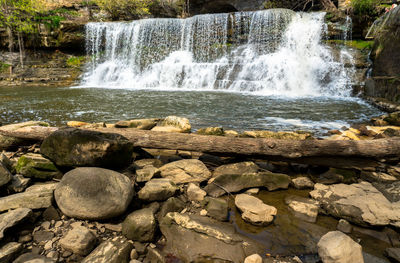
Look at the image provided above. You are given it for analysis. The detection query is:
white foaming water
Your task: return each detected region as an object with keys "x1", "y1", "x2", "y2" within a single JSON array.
[{"x1": 81, "y1": 9, "x2": 354, "y2": 97}]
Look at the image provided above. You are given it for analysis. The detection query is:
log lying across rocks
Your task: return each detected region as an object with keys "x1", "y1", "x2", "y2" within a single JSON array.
[{"x1": 1, "y1": 127, "x2": 400, "y2": 165}]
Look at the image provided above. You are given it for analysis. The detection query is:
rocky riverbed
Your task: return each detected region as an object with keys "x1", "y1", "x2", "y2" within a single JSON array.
[{"x1": 1, "y1": 115, "x2": 400, "y2": 263}]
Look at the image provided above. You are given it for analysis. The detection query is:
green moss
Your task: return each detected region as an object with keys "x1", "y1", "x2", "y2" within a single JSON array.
[
  {"x1": 0, "y1": 62, "x2": 11, "y2": 73},
  {"x1": 326, "y1": 40, "x2": 374, "y2": 50},
  {"x1": 66, "y1": 56, "x2": 86, "y2": 68}
]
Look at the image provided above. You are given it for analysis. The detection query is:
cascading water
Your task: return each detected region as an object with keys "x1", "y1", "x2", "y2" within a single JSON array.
[{"x1": 81, "y1": 9, "x2": 354, "y2": 97}]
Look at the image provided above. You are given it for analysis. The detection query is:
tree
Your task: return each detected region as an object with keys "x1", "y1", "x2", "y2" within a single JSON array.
[
  {"x1": 94, "y1": 0, "x2": 151, "y2": 20},
  {"x1": 0, "y1": 0, "x2": 42, "y2": 68}
]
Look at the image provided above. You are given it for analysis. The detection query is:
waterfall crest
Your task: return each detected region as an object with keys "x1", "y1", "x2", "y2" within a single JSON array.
[{"x1": 81, "y1": 9, "x2": 353, "y2": 97}]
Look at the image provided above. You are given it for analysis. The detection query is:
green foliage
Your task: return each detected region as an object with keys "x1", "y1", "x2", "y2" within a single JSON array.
[
  {"x1": 66, "y1": 56, "x2": 86, "y2": 68},
  {"x1": 0, "y1": 0, "x2": 38, "y2": 33},
  {"x1": 93, "y1": 0, "x2": 151, "y2": 20},
  {"x1": 326, "y1": 40, "x2": 374, "y2": 50},
  {"x1": 0, "y1": 62, "x2": 11, "y2": 72},
  {"x1": 351, "y1": 0, "x2": 380, "y2": 16}
]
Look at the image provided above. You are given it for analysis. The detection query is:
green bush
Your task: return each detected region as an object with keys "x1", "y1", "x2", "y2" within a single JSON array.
[
  {"x1": 93, "y1": 0, "x2": 151, "y2": 20},
  {"x1": 351, "y1": 0, "x2": 380, "y2": 16},
  {"x1": 0, "y1": 62, "x2": 11, "y2": 73},
  {"x1": 66, "y1": 56, "x2": 86, "y2": 68}
]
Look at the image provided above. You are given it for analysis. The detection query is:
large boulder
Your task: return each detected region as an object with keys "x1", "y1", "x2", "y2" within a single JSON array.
[
  {"x1": 81, "y1": 237, "x2": 133, "y2": 263},
  {"x1": 137, "y1": 178, "x2": 178, "y2": 202},
  {"x1": 310, "y1": 182, "x2": 400, "y2": 227},
  {"x1": 212, "y1": 162, "x2": 259, "y2": 177},
  {"x1": 122, "y1": 208, "x2": 156, "y2": 242},
  {"x1": 160, "y1": 212, "x2": 264, "y2": 263},
  {"x1": 235, "y1": 194, "x2": 277, "y2": 225},
  {"x1": 16, "y1": 153, "x2": 61, "y2": 180},
  {"x1": 205, "y1": 172, "x2": 290, "y2": 197},
  {"x1": 54, "y1": 167, "x2": 134, "y2": 220},
  {"x1": 40, "y1": 128, "x2": 134, "y2": 169},
  {"x1": 159, "y1": 159, "x2": 211, "y2": 184},
  {"x1": 317, "y1": 231, "x2": 364, "y2": 263}
]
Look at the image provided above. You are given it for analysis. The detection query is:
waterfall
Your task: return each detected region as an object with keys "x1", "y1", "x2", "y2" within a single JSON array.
[{"x1": 81, "y1": 9, "x2": 354, "y2": 97}]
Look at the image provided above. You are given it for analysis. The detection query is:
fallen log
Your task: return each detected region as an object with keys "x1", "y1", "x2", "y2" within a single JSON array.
[{"x1": 1, "y1": 127, "x2": 400, "y2": 163}]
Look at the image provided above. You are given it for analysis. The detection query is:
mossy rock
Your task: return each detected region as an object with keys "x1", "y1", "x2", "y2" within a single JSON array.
[
  {"x1": 16, "y1": 153, "x2": 61, "y2": 180},
  {"x1": 383, "y1": 111, "x2": 400, "y2": 126},
  {"x1": 196, "y1": 127, "x2": 224, "y2": 136}
]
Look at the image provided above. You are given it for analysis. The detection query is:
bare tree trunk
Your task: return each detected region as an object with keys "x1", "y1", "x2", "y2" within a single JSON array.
[
  {"x1": 6, "y1": 26, "x2": 14, "y2": 52},
  {"x1": 17, "y1": 32, "x2": 25, "y2": 68}
]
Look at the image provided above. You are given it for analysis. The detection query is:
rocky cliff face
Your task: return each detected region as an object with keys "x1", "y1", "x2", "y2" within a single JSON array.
[
  {"x1": 365, "y1": 7, "x2": 400, "y2": 106},
  {"x1": 189, "y1": 0, "x2": 266, "y2": 14}
]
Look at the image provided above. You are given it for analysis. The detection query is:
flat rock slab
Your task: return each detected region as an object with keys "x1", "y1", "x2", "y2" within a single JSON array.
[
  {"x1": 0, "y1": 242, "x2": 22, "y2": 263},
  {"x1": 205, "y1": 172, "x2": 290, "y2": 197},
  {"x1": 13, "y1": 252, "x2": 56, "y2": 263},
  {"x1": 212, "y1": 162, "x2": 259, "y2": 177},
  {"x1": 16, "y1": 153, "x2": 61, "y2": 180},
  {"x1": 285, "y1": 196, "x2": 319, "y2": 223},
  {"x1": 310, "y1": 182, "x2": 400, "y2": 227},
  {"x1": 0, "y1": 208, "x2": 32, "y2": 240},
  {"x1": 159, "y1": 159, "x2": 211, "y2": 184},
  {"x1": 138, "y1": 178, "x2": 178, "y2": 202},
  {"x1": 82, "y1": 237, "x2": 133, "y2": 263},
  {"x1": 0, "y1": 190, "x2": 53, "y2": 213},
  {"x1": 59, "y1": 226, "x2": 97, "y2": 256},
  {"x1": 235, "y1": 194, "x2": 277, "y2": 225},
  {"x1": 385, "y1": 248, "x2": 400, "y2": 263},
  {"x1": 160, "y1": 212, "x2": 264, "y2": 263}
]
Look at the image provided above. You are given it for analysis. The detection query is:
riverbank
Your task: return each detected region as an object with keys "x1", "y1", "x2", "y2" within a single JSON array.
[{"x1": 1, "y1": 115, "x2": 400, "y2": 262}]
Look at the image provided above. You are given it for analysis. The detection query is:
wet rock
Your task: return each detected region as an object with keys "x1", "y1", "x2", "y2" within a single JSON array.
[
  {"x1": 285, "y1": 196, "x2": 319, "y2": 223},
  {"x1": 373, "y1": 181, "x2": 400, "y2": 202},
  {"x1": 0, "y1": 162, "x2": 11, "y2": 187},
  {"x1": 385, "y1": 248, "x2": 400, "y2": 263},
  {"x1": 317, "y1": 231, "x2": 364, "y2": 263},
  {"x1": 242, "y1": 130, "x2": 311, "y2": 140},
  {"x1": 122, "y1": 208, "x2": 156, "y2": 242},
  {"x1": 187, "y1": 183, "x2": 206, "y2": 202},
  {"x1": 158, "y1": 197, "x2": 185, "y2": 221},
  {"x1": 13, "y1": 252, "x2": 56, "y2": 263},
  {"x1": 40, "y1": 128, "x2": 134, "y2": 169},
  {"x1": 291, "y1": 176, "x2": 314, "y2": 189},
  {"x1": 151, "y1": 116, "x2": 191, "y2": 133},
  {"x1": 235, "y1": 194, "x2": 277, "y2": 225},
  {"x1": 115, "y1": 118, "x2": 160, "y2": 130},
  {"x1": 59, "y1": 226, "x2": 97, "y2": 256},
  {"x1": 133, "y1": 159, "x2": 163, "y2": 169},
  {"x1": 310, "y1": 182, "x2": 400, "y2": 227},
  {"x1": 138, "y1": 178, "x2": 178, "y2": 202},
  {"x1": 212, "y1": 161, "x2": 259, "y2": 177},
  {"x1": 337, "y1": 219, "x2": 352, "y2": 234},
  {"x1": 0, "y1": 121, "x2": 49, "y2": 151},
  {"x1": 7, "y1": 174, "x2": 31, "y2": 193},
  {"x1": 15, "y1": 153, "x2": 61, "y2": 180},
  {"x1": 0, "y1": 189, "x2": 53, "y2": 212},
  {"x1": 82, "y1": 237, "x2": 133, "y2": 263},
  {"x1": 33, "y1": 231, "x2": 54, "y2": 245},
  {"x1": 205, "y1": 172, "x2": 290, "y2": 197},
  {"x1": 196, "y1": 127, "x2": 224, "y2": 136},
  {"x1": 160, "y1": 212, "x2": 264, "y2": 263},
  {"x1": 0, "y1": 242, "x2": 22, "y2": 262},
  {"x1": 135, "y1": 165, "x2": 160, "y2": 183},
  {"x1": 55, "y1": 167, "x2": 134, "y2": 220},
  {"x1": 159, "y1": 159, "x2": 211, "y2": 184},
  {"x1": 204, "y1": 197, "x2": 228, "y2": 221},
  {"x1": 244, "y1": 254, "x2": 263, "y2": 263}
]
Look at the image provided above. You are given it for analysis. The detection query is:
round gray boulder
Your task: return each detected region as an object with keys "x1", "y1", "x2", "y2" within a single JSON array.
[{"x1": 55, "y1": 167, "x2": 134, "y2": 220}]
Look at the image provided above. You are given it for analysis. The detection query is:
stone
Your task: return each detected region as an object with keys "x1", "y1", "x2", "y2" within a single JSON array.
[
  {"x1": 133, "y1": 159, "x2": 163, "y2": 169},
  {"x1": 122, "y1": 208, "x2": 156, "y2": 242},
  {"x1": 46, "y1": 251, "x2": 59, "y2": 261},
  {"x1": 40, "y1": 128, "x2": 134, "y2": 169},
  {"x1": 67, "y1": 121, "x2": 89, "y2": 127},
  {"x1": 244, "y1": 254, "x2": 263, "y2": 263},
  {"x1": 7, "y1": 174, "x2": 31, "y2": 193},
  {"x1": 42, "y1": 206, "x2": 61, "y2": 221},
  {"x1": 13, "y1": 253, "x2": 56, "y2": 263},
  {"x1": 0, "y1": 242, "x2": 22, "y2": 263},
  {"x1": 242, "y1": 130, "x2": 311, "y2": 140},
  {"x1": 245, "y1": 188, "x2": 259, "y2": 195},
  {"x1": 0, "y1": 162, "x2": 11, "y2": 187},
  {"x1": 372, "y1": 181, "x2": 400, "y2": 202},
  {"x1": 158, "y1": 197, "x2": 186, "y2": 221},
  {"x1": 0, "y1": 121, "x2": 49, "y2": 151},
  {"x1": 385, "y1": 248, "x2": 400, "y2": 263},
  {"x1": 212, "y1": 161, "x2": 259, "y2": 177},
  {"x1": 15, "y1": 153, "x2": 61, "y2": 180},
  {"x1": 224, "y1": 130, "x2": 239, "y2": 137},
  {"x1": 138, "y1": 178, "x2": 178, "y2": 202},
  {"x1": 160, "y1": 212, "x2": 264, "y2": 263},
  {"x1": 310, "y1": 182, "x2": 400, "y2": 227},
  {"x1": 186, "y1": 183, "x2": 206, "y2": 202},
  {"x1": 55, "y1": 167, "x2": 134, "y2": 220},
  {"x1": 159, "y1": 159, "x2": 211, "y2": 184},
  {"x1": 115, "y1": 118, "x2": 160, "y2": 130},
  {"x1": 135, "y1": 166, "x2": 160, "y2": 183},
  {"x1": 82, "y1": 237, "x2": 133, "y2": 263},
  {"x1": 151, "y1": 116, "x2": 191, "y2": 133},
  {"x1": 205, "y1": 172, "x2": 290, "y2": 197},
  {"x1": 291, "y1": 176, "x2": 315, "y2": 189},
  {"x1": 317, "y1": 231, "x2": 364, "y2": 263},
  {"x1": 26, "y1": 182, "x2": 58, "y2": 192},
  {"x1": 235, "y1": 194, "x2": 277, "y2": 226},
  {"x1": 0, "y1": 190, "x2": 53, "y2": 213},
  {"x1": 205, "y1": 197, "x2": 228, "y2": 221},
  {"x1": 361, "y1": 171, "x2": 398, "y2": 183},
  {"x1": 146, "y1": 247, "x2": 165, "y2": 263},
  {"x1": 33, "y1": 231, "x2": 55, "y2": 245},
  {"x1": 337, "y1": 219, "x2": 352, "y2": 234},
  {"x1": 0, "y1": 153, "x2": 13, "y2": 171},
  {"x1": 59, "y1": 226, "x2": 97, "y2": 256},
  {"x1": 285, "y1": 196, "x2": 319, "y2": 223},
  {"x1": 196, "y1": 127, "x2": 224, "y2": 136},
  {"x1": 130, "y1": 249, "x2": 138, "y2": 260}
]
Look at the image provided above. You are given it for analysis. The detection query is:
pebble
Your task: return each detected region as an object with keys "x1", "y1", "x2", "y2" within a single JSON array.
[
  {"x1": 41, "y1": 221, "x2": 51, "y2": 230},
  {"x1": 200, "y1": 209, "x2": 208, "y2": 216}
]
